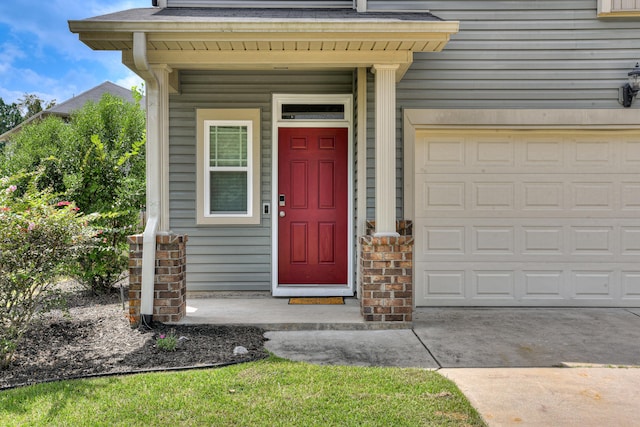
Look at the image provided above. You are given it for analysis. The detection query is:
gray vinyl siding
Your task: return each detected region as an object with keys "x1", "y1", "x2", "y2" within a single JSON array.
[
  {"x1": 167, "y1": 1, "x2": 639, "y2": 290},
  {"x1": 362, "y1": 0, "x2": 640, "y2": 220},
  {"x1": 170, "y1": 70, "x2": 352, "y2": 291},
  {"x1": 399, "y1": 0, "x2": 640, "y2": 109}
]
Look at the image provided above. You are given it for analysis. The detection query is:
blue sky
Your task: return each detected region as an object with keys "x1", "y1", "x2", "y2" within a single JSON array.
[{"x1": 0, "y1": 0, "x2": 150, "y2": 106}]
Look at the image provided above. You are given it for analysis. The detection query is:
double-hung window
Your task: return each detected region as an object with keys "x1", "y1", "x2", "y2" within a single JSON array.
[
  {"x1": 197, "y1": 109, "x2": 261, "y2": 225},
  {"x1": 206, "y1": 122, "x2": 250, "y2": 214}
]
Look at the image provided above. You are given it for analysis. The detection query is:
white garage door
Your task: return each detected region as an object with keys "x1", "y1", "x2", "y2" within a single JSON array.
[{"x1": 414, "y1": 130, "x2": 640, "y2": 307}]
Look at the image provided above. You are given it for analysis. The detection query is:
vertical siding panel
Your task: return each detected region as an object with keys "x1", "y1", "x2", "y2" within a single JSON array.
[{"x1": 171, "y1": 70, "x2": 352, "y2": 291}]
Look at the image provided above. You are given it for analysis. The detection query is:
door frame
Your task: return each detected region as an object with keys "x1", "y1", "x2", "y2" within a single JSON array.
[{"x1": 271, "y1": 93, "x2": 354, "y2": 297}]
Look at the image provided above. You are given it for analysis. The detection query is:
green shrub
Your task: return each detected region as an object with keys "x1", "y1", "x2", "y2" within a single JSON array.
[
  {"x1": 63, "y1": 94, "x2": 146, "y2": 293},
  {"x1": 0, "y1": 173, "x2": 92, "y2": 369},
  {"x1": 0, "y1": 90, "x2": 146, "y2": 294},
  {"x1": 69, "y1": 210, "x2": 133, "y2": 294}
]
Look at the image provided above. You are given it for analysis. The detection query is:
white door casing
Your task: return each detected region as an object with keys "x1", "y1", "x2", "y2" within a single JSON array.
[{"x1": 271, "y1": 94, "x2": 354, "y2": 297}]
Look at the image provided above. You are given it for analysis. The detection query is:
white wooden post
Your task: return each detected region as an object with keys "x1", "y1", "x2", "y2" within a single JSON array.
[{"x1": 372, "y1": 64, "x2": 400, "y2": 237}]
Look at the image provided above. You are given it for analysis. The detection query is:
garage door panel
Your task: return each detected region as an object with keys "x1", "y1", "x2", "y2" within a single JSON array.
[
  {"x1": 622, "y1": 183, "x2": 640, "y2": 210},
  {"x1": 570, "y1": 139, "x2": 615, "y2": 169},
  {"x1": 521, "y1": 139, "x2": 564, "y2": 166},
  {"x1": 473, "y1": 271, "x2": 516, "y2": 299},
  {"x1": 623, "y1": 141, "x2": 640, "y2": 166},
  {"x1": 416, "y1": 219, "x2": 639, "y2": 262},
  {"x1": 416, "y1": 133, "x2": 633, "y2": 174},
  {"x1": 472, "y1": 139, "x2": 515, "y2": 166},
  {"x1": 522, "y1": 226, "x2": 563, "y2": 254},
  {"x1": 571, "y1": 182, "x2": 614, "y2": 211},
  {"x1": 522, "y1": 182, "x2": 565, "y2": 211},
  {"x1": 420, "y1": 226, "x2": 466, "y2": 255},
  {"x1": 473, "y1": 182, "x2": 515, "y2": 211},
  {"x1": 417, "y1": 174, "x2": 638, "y2": 218},
  {"x1": 622, "y1": 272, "x2": 640, "y2": 299},
  {"x1": 570, "y1": 227, "x2": 614, "y2": 255},
  {"x1": 571, "y1": 270, "x2": 615, "y2": 299},
  {"x1": 418, "y1": 180, "x2": 466, "y2": 212},
  {"x1": 473, "y1": 226, "x2": 515, "y2": 254},
  {"x1": 523, "y1": 271, "x2": 564, "y2": 298},
  {"x1": 621, "y1": 227, "x2": 640, "y2": 255},
  {"x1": 415, "y1": 130, "x2": 640, "y2": 307},
  {"x1": 416, "y1": 262, "x2": 638, "y2": 306}
]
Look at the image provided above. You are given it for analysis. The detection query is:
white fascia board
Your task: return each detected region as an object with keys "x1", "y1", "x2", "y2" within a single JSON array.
[{"x1": 69, "y1": 19, "x2": 460, "y2": 36}]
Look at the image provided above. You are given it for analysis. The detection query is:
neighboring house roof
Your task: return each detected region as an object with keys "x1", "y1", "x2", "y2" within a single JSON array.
[{"x1": 0, "y1": 81, "x2": 142, "y2": 143}]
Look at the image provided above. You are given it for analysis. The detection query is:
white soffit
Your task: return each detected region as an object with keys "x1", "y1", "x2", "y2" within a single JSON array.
[{"x1": 69, "y1": 8, "x2": 459, "y2": 79}]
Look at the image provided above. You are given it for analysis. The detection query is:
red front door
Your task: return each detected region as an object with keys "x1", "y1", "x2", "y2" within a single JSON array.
[{"x1": 278, "y1": 127, "x2": 348, "y2": 285}]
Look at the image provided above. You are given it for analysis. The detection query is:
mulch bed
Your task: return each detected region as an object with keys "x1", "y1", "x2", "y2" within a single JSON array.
[{"x1": 0, "y1": 282, "x2": 269, "y2": 390}]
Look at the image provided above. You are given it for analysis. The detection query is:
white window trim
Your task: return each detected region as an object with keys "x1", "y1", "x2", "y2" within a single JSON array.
[
  {"x1": 598, "y1": 0, "x2": 640, "y2": 17},
  {"x1": 196, "y1": 109, "x2": 261, "y2": 225}
]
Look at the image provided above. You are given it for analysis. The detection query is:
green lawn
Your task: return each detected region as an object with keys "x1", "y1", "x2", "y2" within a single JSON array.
[{"x1": 0, "y1": 357, "x2": 485, "y2": 426}]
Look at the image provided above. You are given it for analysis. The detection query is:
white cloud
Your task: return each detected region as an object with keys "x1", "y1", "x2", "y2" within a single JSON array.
[
  {"x1": 0, "y1": 1, "x2": 150, "y2": 63},
  {"x1": 0, "y1": 42, "x2": 26, "y2": 74},
  {"x1": 116, "y1": 72, "x2": 146, "y2": 93},
  {"x1": 0, "y1": 1, "x2": 150, "y2": 104}
]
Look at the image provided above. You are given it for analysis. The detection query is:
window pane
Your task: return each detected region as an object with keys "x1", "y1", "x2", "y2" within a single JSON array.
[
  {"x1": 209, "y1": 126, "x2": 247, "y2": 167},
  {"x1": 282, "y1": 104, "x2": 345, "y2": 120},
  {"x1": 210, "y1": 171, "x2": 247, "y2": 213}
]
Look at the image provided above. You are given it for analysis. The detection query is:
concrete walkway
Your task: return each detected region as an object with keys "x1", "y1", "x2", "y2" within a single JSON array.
[
  {"x1": 441, "y1": 367, "x2": 640, "y2": 427},
  {"x1": 260, "y1": 306, "x2": 640, "y2": 426}
]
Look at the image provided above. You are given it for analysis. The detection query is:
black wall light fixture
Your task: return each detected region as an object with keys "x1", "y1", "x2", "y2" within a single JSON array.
[{"x1": 620, "y1": 63, "x2": 640, "y2": 108}]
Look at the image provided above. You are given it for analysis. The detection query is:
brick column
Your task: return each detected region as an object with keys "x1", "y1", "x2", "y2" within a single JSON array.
[
  {"x1": 127, "y1": 233, "x2": 188, "y2": 326},
  {"x1": 359, "y1": 221, "x2": 413, "y2": 323}
]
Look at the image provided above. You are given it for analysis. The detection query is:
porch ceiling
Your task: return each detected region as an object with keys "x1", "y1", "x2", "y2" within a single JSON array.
[{"x1": 69, "y1": 7, "x2": 459, "y2": 80}]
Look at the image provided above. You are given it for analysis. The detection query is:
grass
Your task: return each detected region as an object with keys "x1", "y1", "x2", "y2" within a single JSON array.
[{"x1": 0, "y1": 357, "x2": 485, "y2": 426}]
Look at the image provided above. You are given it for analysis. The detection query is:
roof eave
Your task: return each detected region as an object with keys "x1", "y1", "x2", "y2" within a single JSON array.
[
  {"x1": 69, "y1": 17, "x2": 459, "y2": 82},
  {"x1": 69, "y1": 19, "x2": 459, "y2": 36}
]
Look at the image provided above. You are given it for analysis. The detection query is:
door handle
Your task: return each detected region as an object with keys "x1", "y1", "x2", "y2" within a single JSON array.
[{"x1": 279, "y1": 211, "x2": 286, "y2": 218}]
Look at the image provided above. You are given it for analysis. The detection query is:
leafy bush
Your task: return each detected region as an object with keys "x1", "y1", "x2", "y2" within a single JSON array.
[
  {"x1": 0, "y1": 90, "x2": 146, "y2": 294},
  {"x1": 0, "y1": 116, "x2": 70, "y2": 176},
  {"x1": 0, "y1": 174, "x2": 92, "y2": 369},
  {"x1": 64, "y1": 93, "x2": 146, "y2": 293},
  {"x1": 70, "y1": 210, "x2": 134, "y2": 294}
]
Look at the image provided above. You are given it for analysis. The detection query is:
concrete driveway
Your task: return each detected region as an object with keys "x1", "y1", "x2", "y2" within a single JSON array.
[
  {"x1": 266, "y1": 307, "x2": 640, "y2": 369},
  {"x1": 413, "y1": 307, "x2": 640, "y2": 368},
  {"x1": 265, "y1": 307, "x2": 640, "y2": 426},
  {"x1": 414, "y1": 308, "x2": 640, "y2": 426}
]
